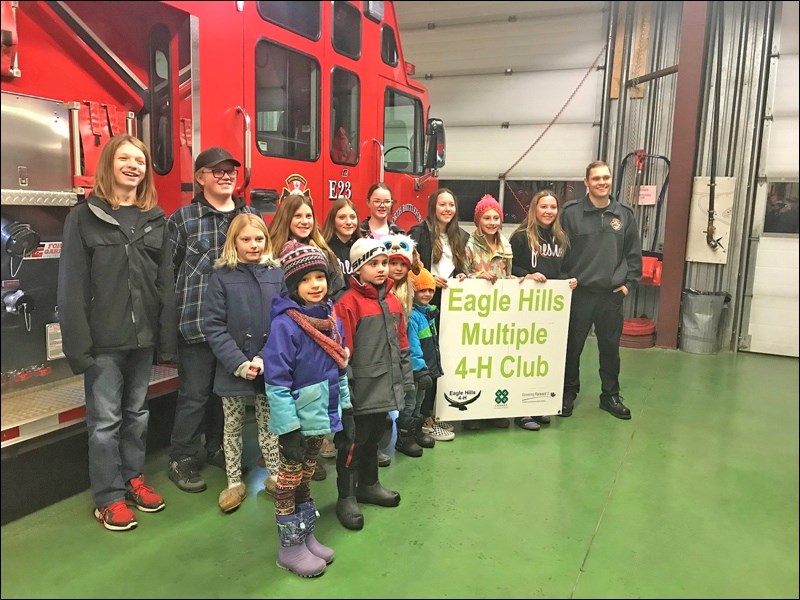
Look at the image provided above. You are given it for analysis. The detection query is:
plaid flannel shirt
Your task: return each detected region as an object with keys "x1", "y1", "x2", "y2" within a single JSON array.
[{"x1": 168, "y1": 193, "x2": 258, "y2": 344}]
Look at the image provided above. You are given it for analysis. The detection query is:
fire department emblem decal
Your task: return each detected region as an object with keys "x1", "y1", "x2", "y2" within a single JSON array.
[
  {"x1": 610, "y1": 217, "x2": 622, "y2": 231},
  {"x1": 280, "y1": 174, "x2": 313, "y2": 206}
]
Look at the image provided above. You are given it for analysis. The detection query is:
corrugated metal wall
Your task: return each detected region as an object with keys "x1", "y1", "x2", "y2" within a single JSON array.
[
  {"x1": 398, "y1": 1, "x2": 606, "y2": 179},
  {"x1": 589, "y1": 2, "x2": 778, "y2": 351},
  {"x1": 603, "y1": 2, "x2": 683, "y2": 327},
  {"x1": 398, "y1": 1, "x2": 797, "y2": 351}
]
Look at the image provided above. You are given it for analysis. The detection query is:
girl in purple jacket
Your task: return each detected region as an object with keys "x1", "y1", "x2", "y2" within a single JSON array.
[{"x1": 264, "y1": 241, "x2": 353, "y2": 578}]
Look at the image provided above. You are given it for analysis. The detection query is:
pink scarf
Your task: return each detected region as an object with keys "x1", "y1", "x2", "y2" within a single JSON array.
[{"x1": 286, "y1": 309, "x2": 349, "y2": 368}]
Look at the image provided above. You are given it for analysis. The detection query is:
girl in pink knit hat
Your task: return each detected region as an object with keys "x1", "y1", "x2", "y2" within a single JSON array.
[
  {"x1": 462, "y1": 194, "x2": 515, "y2": 430},
  {"x1": 463, "y1": 194, "x2": 514, "y2": 285}
]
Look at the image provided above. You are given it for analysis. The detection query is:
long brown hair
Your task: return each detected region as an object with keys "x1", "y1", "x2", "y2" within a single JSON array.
[
  {"x1": 514, "y1": 189, "x2": 569, "y2": 255},
  {"x1": 92, "y1": 135, "x2": 158, "y2": 210},
  {"x1": 321, "y1": 196, "x2": 362, "y2": 244},
  {"x1": 425, "y1": 188, "x2": 466, "y2": 271},
  {"x1": 267, "y1": 192, "x2": 338, "y2": 270}
]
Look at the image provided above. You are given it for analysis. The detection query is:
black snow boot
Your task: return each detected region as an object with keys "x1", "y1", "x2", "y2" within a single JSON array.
[
  {"x1": 413, "y1": 416, "x2": 435, "y2": 449},
  {"x1": 395, "y1": 418, "x2": 423, "y2": 457},
  {"x1": 335, "y1": 467, "x2": 363, "y2": 530}
]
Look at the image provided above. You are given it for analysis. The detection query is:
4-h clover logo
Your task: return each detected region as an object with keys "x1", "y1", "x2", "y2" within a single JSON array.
[{"x1": 494, "y1": 389, "x2": 509, "y2": 405}]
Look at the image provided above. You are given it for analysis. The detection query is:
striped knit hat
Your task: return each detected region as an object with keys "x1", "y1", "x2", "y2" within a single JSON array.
[
  {"x1": 280, "y1": 240, "x2": 329, "y2": 296},
  {"x1": 350, "y1": 237, "x2": 388, "y2": 273}
]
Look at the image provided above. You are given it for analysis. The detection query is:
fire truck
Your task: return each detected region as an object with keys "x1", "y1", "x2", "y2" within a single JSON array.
[{"x1": 0, "y1": 0, "x2": 445, "y2": 449}]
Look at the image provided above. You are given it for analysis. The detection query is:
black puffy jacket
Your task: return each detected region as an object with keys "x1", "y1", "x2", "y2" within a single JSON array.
[{"x1": 58, "y1": 196, "x2": 177, "y2": 374}]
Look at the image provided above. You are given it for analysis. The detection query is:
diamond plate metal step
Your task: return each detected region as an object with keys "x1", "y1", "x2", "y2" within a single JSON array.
[{"x1": 1, "y1": 365, "x2": 178, "y2": 448}]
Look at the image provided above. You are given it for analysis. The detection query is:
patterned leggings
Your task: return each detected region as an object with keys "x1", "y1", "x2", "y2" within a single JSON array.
[
  {"x1": 274, "y1": 435, "x2": 323, "y2": 516},
  {"x1": 220, "y1": 394, "x2": 279, "y2": 485}
]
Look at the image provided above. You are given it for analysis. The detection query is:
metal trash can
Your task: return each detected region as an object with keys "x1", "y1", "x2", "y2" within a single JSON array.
[{"x1": 679, "y1": 289, "x2": 730, "y2": 354}]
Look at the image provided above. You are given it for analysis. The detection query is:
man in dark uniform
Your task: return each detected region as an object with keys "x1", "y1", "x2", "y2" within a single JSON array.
[{"x1": 559, "y1": 160, "x2": 642, "y2": 420}]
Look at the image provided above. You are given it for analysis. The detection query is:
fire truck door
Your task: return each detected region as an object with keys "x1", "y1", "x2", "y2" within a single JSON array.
[
  {"x1": 191, "y1": 7, "x2": 249, "y2": 195},
  {"x1": 243, "y1": 6, "x2": 323, "y2": 215}
]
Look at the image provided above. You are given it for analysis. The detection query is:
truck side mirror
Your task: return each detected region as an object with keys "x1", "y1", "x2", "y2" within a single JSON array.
[{"x1": 424, "y1": 118, "x2": 445, "y2": 171}]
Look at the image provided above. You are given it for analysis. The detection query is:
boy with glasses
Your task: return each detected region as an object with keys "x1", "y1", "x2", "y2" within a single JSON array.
[{"x1": 166, "y1": 147, "x2": 262, "y2": 493}]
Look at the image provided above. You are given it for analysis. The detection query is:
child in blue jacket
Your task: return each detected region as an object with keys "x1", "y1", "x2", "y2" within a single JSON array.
[
  {"x1": 407, "y1": 267, "x2": 451, "y2": 444},
  {"x1": 264, "y1": 241, "x2": 353, "y2": 578}
]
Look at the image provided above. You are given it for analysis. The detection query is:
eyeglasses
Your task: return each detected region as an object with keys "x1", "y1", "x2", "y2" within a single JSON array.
[
  {"x1": 204, "y1": 168, "x2": 239, "y2": 179},
  {"x1": 371, "y1": 199, "x2": 393, "y2": 206}
]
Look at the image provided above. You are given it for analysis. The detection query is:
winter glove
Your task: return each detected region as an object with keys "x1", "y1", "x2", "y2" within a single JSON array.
[
  {"x1": 278, "y1": 429, "x2": 305, "y2": 463},
  {"x1": 234, "y1": 360, "x2": 253, "y2": 379},
  {"x1": 340, "y1": 408, "x2": 355, "y2": 442},
  {"x1": 414, "y1": 368, "x2": 433, "y2": 391}
]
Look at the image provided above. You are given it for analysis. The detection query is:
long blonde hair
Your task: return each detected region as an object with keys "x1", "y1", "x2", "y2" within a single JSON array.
[
  {"x1": 392, "y1": 277, "x2": 414, "y2": 320},
  {"x1": 92, "y1": 135, "x2": 158, "y2": 211},
  {"x1": 514, "y1": 189, "x2": 569, "y2": 255},
  {"x1": 267, "y1": 192, "x2": 338, "y2": 269},
  {"x1": 321, "y1": 197, "x2": 362, "y2": 277},
  {"x1": 215, "y1": 213, "x2": 276, "y2": 268},
  {"x1": 425, "y1": 188, "x2": 467, "y2": 270}
]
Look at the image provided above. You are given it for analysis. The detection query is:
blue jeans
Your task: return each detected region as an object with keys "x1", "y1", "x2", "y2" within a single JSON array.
[
  {"x1": 412, "y1": 386, "x2": 425, "y2": 420},
  {"x1": 84, "y1": 348, "x2": 154, "y2": 508},
  {"x1": 170, "y1": 342, "x2": 221, "y2": 461},
  {"x1": 398, "y1": 387, "x2": 423, "y2": 429}
]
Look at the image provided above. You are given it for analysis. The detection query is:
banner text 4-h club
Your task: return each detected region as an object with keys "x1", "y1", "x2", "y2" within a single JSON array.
[{"x1": 436, "y1": 279, "x2": 571, "y2": 420}]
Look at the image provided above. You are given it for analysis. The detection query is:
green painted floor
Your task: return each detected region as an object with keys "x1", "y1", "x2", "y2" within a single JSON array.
[{"x1": 2, "y1": 343, "x2": 798, "y2": 598}]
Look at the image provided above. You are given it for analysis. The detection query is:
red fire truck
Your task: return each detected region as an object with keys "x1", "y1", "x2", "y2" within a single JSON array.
[{"x1": 0, "y1": 0, "x2": 445, "y2": 448}]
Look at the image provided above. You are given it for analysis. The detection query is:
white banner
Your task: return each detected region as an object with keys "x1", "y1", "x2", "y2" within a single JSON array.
[{"x1": 435, "y1": 278, "x2": 572, "y2": 421}]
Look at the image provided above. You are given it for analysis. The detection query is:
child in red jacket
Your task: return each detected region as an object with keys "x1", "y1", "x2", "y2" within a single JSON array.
[{"x1": 333, "y1": 238, "x2": 415, "y2": 530}]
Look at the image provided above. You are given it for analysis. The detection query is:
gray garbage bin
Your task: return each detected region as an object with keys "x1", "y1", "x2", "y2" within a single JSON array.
[{"x1": 680, "y1": 289, "x2": 730, "y2": 354}]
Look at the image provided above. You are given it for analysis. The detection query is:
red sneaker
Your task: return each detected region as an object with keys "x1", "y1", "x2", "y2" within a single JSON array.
[
  {"x1": 94, "y1": 500, "x2": 138, "y2": 531},
  {"x1": 126, "y1": 475, "x2": 166, "y2": 512}
]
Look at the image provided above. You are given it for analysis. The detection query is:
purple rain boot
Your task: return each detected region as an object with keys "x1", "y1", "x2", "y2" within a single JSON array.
[
  {"x1": 296, "y1": 499, "x2": 334, "y2": 564},
  {"x1": 275, "y1": 513, "x2": 326, "y2": 577}
]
